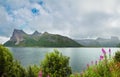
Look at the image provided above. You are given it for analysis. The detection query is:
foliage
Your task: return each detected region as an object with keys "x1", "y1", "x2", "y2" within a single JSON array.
[
  {"x1": 0, "y1": 44, "x2": 13, "y2": 76},
  {"x1": 40, "y1": 49, "x2": 72, "y2": 77},
  {"x1": 70, "y1": 49, "x2": 120, "y2": 77},
  {"x1": 26, "y1": 65, "x2": 40, "y2": 77},
  {"x1": 8, "y1": 61, "x2": 27, "y2": 77},
  {"x1": 0, "y1": 45, "x2": 72, "y2": 77},
  {"x1": 114, "y1": 51, "x2": 120, "y2": 62},
  {"x1": 0, "y1": 45, "x2": 27, "y2": 77},
  {"x1": 0, "y1": 45, "x2": 41, "y2": 77},
  {"x1": 3, "y1": 41, "x2": 16, "y2": 46}
]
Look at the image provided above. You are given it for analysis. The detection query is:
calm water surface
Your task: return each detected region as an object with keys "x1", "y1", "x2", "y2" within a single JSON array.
[{"x1": 8, "y1": 47, "x2": 120, "y2": 72}]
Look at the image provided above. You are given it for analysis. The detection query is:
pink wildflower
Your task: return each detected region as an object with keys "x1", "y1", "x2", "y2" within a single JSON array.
[
  {"x1": 47, "y1": 75, "x2": 50, "y2": 77},
  {"x1": 102, "y1": 48, "x2": 106, "y2": 54},
  {"x1": 39, "y1": 70, "x2": 42, "y2": 77},
  {"x1": 100, "y1": 55, "x2": 104, "y2": 60}
]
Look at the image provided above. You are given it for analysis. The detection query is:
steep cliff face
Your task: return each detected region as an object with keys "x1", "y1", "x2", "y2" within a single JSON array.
[
  {"x1": 10, "y1": 29, "x2": 27, "y2": 45},
  {"x1": 4, "y1": 29, "x2": 82, "y2": 47}
]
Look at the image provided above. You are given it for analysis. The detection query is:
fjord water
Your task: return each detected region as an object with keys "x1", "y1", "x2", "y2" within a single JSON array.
[{"x1": 8, "y1": 47, "x2": 119, "y2": 72}]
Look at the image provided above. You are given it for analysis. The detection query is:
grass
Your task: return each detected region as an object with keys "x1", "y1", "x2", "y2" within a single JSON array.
[{"x1": 70, "y1": 48, "x2": 120, "y2": 77}]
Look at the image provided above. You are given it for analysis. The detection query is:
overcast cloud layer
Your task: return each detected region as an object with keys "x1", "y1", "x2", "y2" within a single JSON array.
[{"x1": 0, "y1": 0, "x2": 120, "y2": 43}]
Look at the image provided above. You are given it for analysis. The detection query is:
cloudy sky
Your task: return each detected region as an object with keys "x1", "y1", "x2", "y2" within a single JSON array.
[{"x1": 0, "y1": 0, "x2": 120, "y2": 44}]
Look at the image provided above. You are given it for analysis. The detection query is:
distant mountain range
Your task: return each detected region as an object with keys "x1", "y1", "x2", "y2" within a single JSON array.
[
  {"x1": 4, "y1": 29, "x2": 120, "y2": 47},
  {"x1": 75, "y1": 36, "x2": 120, "y2": 47},
  {"x1": 4, "y1": 29, "x2": 82, "y2": 47}
]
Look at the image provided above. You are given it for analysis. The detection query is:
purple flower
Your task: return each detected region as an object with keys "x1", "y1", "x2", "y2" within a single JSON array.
[
  {"x1": 95, "y1": 60, "x2": 97, "y2": 65},
  {"x1": 109, "y1": 48, "x2": 111, "y2": 58},
  {"x1": 87, "y1": 64, "x2": 89, "y2": 68},
  {"x1": 91, "y1": 61, "x2": 93, "y2": 65},
  {"x1": 109, "y1": 48, "x2": 111, "y2": 54},
  {"x1": 39, "y1": 70, "x2": 42, "y2": 77},
  {"x1": 100, "y1": 55, "x2": 104, "y2": 60},
  {"x1": 102, "y1": 48, "x2": 106, "y2": 54}
]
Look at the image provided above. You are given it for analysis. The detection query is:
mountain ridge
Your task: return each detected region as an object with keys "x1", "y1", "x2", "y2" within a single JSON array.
[
  {"x1": 4, "y1": 29, "x2": 82, "y2": 47},
  {"x1": 75, "y1": 36, "x2": 120, "y2": 47}
]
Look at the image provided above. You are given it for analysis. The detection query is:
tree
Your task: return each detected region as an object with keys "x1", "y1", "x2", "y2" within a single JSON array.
[
  {"x1": 40, "y1": 49, "x2": 72, "y2": 77},
  {"x1": 0, "y1": 45, "x2": 26, "y2": 77},
  {"x1": 0, "y1": 45, "x2": 13, "y2": 77},
  {"x1": 114, "y1": 51, "x2": 120, "y2": 62}
]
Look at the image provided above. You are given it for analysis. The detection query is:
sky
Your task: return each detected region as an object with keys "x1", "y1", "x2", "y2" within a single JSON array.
[{"x1": 0, "y1": 0, "x2": 120, "y2": 44}]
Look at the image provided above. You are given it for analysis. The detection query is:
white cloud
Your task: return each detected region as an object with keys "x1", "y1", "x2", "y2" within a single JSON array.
[
  {"x1": 105, "y1": 17, "x2": 120, "y2": 28},
  {"x1": 0, "y1": 6, "x2": 15, "y2": 36},
  {"x1": 0, "y1": 36, "x2": 9, "y2": 44},
  {"x1": 1, "y1": 0, "x2": 120, "y2": 44}
]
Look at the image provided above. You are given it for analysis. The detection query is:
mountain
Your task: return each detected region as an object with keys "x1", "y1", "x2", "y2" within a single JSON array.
[
  {"x1": 96, "y1": 37, "x2": 119, "y2": 47},
  {"x1": 4, "y1": 29, "x2": 82, "y2": 47},
  {"x1": 76, "y1": 39, "x2": 100, "y2": 47},
  {"x1": 75, "y1": 36, "x2": 120, "y2": 47},
  {"x1": 9, "y1": 29, "x2": 27, "y2": 45},
  {"x1": 32, "y1": 30, "x2": 41, "y2": 36}
]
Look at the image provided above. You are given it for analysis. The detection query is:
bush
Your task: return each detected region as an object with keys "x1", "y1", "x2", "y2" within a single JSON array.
[
  {"x1": 0, "y1": 45, "x2": 26, "y2": 77},
  {"x1": 0, "y1": 45, "x2": 72, "y2": 77},
  {"x1": 114, "y1": 51, "x2": 120, "y2": 62},
  {"x1": 9, "y1": 61, "x2": 27, "y2": 77},
  {"x1": 0, "y1": 44, "x2": 13, "y2": 76},
  {"x1": 27, "y1": 65, "x2": 40, "y2": 77},
  {"x1": 40, "y1": 49, "x2": 72, "y2": 77}
]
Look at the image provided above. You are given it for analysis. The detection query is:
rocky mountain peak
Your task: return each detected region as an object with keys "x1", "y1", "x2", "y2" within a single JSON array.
[
  {"x1": 13, "y1": 29, "x2": 26, "y2": 34},
  {"x1": 32, "y1": 31, "x2": 41, "y2": 36},
  {"x1": 10, "y1": 29, "x2": 27, "y2": 45},
  {"x1": 4, "y1": 29, "x2": 82, "y2": 47},
  {"x1": 43, "y1": 32, "x2": 49, "y2": 35}
]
